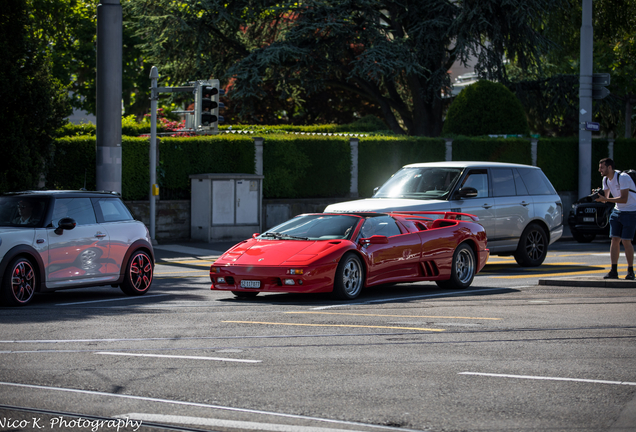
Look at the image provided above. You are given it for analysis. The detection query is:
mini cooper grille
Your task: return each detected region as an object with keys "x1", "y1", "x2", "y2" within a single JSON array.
[{"x1": 421, "y1": 261, "x2": 440, "y2": 277}]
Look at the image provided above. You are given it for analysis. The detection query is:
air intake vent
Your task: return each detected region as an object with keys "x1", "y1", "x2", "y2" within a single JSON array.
[{"x1": 421, "y1": 261, "x2": 440, "y2": 277}]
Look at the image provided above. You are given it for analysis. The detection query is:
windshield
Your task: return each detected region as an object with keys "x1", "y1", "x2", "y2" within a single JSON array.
[
  {"x1": 374, "y1": 167, "x2": 463, "y2": 199},
  {"x1": 0, "y1": 196, "x2": 49, "y2": 228},
  {"x1": 259, "y1": 214, "x2": 360, "y2": 241}
]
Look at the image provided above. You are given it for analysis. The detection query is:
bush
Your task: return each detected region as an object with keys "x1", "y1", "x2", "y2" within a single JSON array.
[{"x1": 443, "y1": 80, "x2": 530, "y2": 136}]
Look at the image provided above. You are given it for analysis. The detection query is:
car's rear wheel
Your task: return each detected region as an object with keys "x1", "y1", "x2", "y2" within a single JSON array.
[
  {"x1": 120, "y1": 251, "x2": 153, "y2": 296},
  {"x1": 332, "y1": 253, "x2": 364, "y2": 300},
  {"x1": 571, "y1": 228, "x2": 596, "y2": 243},
  {"x1": 232, "y1": 291, "x2": 259, "y2": 299},
  {"x1": 514, "y1": 223, "x2": 548, "y2": 267},
  {"x1": 2, "y1": 257, "x2": 37, "y2": 306},
  {"x1": 436, "y1": 243, "x2": 476, "y2": 289}
]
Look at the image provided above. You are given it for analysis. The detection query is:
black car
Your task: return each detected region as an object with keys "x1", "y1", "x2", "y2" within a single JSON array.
[{"x1": 568, "y1": 195, "x2": 616, "y2": 243}]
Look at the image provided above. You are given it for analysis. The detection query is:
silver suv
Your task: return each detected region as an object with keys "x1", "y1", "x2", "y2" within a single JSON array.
[
  {"x1": 325, "y1": 162, "x2": 563, "y2": 266},
  {"x1": 0, "y1": 191, "x2": 154, "y2": 306}
]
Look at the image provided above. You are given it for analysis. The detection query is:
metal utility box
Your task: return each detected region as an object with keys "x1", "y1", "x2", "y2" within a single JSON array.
[{"x1": 190, "y1": 173, "x2": 264, "y2": 242}]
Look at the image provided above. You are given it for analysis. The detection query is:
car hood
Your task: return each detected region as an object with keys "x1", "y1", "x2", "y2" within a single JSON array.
[
  {"x1": 324, "y1": 198, "x2": 448, "y2": 213},
  {"x1": 220, "y1": 239, "x2": 346, "y2": 266}
]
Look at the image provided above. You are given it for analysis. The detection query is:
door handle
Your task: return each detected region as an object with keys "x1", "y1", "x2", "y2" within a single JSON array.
[
  {"x1": 521, "y1": 201, "x2": 530, "y2": 206},
  {"x1": 95, "y1": 232, "x2": 107, "y2": 238},
  {"x1": 482, "y1": 203, "x2": 492, "y2": 209}
]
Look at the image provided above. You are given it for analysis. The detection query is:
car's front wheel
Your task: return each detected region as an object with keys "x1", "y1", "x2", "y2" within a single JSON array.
[
  {"x1": 514, "y1": 223, "x2": 548, "y2": 267},
  {"x1": 120, "y1": 251, "x2": 153, "y2": 296},
  {"x1": 1, "y1": 257, "x2": 37, "y2": 306},
  {"x1": 436, "y1": 243, "x2": 476, "y2": 289},
  {"x1": 332, "y1": 253, "x2": 364, "y2": 300}
]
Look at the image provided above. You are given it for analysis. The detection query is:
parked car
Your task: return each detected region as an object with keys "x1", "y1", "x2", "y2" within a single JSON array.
[
  {"x1": 568, "y1": 194, "x2": 616, "y2": 243},
  {"x1": 210, "y1": 211, "x2": 489, "y2": 300},
  {"x1": 324, "y1": 162, "x2": 563, "y2": 266},
  {"x1": 0, "y1": 190, "x2": 155, "y2": 306}
]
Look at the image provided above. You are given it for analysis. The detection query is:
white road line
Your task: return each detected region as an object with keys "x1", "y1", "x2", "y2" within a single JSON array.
[
  {"x1": 118, "y1": 413, "x2": 373, "y2": 432},
  {"x1": 95, "y1": 352, "x2": 261, "y2": 363},
  {"x1": 0, "y1": 382, "x2": 426, "y2": 432},
  {"x1": 312, "y1": 288, "x2": 509, "y2": 310},
  {"x1": 56, "y1": 294, "x2": 170, "y2": 306},
  {"x1": 459, "y1": 372, "x2": 636, "y2": 386}
]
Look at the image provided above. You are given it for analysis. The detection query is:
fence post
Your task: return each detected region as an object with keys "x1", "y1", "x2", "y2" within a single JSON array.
[
  {"x1": 531, "y1": 137, "x2": 538, "y2": 166},
  {"x1": 349, "y1": 138, "x2": 359, "y2": 198},
  {"x1": 608, "y1": 136, "x2": 614, "y2": 160},
  {"x1": 445, "y1": 139, "x2": 453, "y2": 161},
  {"x1": 254, "y1": 137, "x2": 264, "y2": 176}
]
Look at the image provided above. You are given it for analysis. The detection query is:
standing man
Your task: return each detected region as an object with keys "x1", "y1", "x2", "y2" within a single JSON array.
[{"x1": 595, "y1": 158, "x2": 636, "y2": 280}]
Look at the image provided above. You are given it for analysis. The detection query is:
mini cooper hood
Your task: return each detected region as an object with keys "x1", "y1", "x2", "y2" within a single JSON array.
[
  {"x1": 325, "y1": 198, "x2": 448, "y2": 213},
  {"x1": 221, "y1": 239, "x2": 343, "y2": 266}
]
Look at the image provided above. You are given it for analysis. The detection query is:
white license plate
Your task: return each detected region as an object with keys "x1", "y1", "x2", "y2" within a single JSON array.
[
  {"x1": 240, "y1": 280, "x2": 261, "y2": 289},
  {"x1": 583, "y1": 217, "x2": 594, "y2": 222}
]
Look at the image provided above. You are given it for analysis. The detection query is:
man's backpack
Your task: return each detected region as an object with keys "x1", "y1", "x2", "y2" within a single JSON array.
[{"x1": 605, "y1": 170, "x2": 636, "y2": 194}]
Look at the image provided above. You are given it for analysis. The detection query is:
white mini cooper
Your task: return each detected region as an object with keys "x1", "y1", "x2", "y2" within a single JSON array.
[{"x1": 0, "y1": 190, "x2": 154, "y2": 306}]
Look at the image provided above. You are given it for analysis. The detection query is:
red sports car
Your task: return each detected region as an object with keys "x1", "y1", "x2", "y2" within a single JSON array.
[{"x1": 210, "y1": 212, "x2": 489, "y2": 300}]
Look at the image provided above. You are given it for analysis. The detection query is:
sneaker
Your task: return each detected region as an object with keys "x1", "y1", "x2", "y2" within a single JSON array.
[
  {"x1": 626, "y1": 271, "x2": 635, "y2": 281},
  {"x1": 603, "y1": 270, "x2": 619, "y2": 279}
]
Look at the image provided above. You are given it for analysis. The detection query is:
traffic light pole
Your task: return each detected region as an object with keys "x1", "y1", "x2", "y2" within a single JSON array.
[
  {"x1": 578, "y1": 0, "x2": 593, "y2": 199},
  {"x1": 149, "y1": 66, "x2": 159, "y2": 243}
]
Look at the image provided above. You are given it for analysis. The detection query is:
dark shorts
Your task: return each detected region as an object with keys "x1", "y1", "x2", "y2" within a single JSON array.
[{"x1": 609, "y1": 209, "x2": 636, "y2": 240}]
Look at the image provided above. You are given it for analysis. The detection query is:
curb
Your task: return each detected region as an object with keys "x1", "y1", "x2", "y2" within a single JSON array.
[{"x1": 538, "y1": 277, "x2": 636, "y2": 288}]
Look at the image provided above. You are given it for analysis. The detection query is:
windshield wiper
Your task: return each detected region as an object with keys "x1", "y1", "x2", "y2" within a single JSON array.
[{"x1": 260, "y1": 232, "x2": 309, "y2": 240}]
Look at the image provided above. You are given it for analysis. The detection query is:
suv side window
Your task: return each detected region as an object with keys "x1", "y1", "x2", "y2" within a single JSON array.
[
  {"x1": 513, "y1": 169, "x2": 529, "y2": 195},
  {"x1": 461, "y1": 170, "x2": 488, "y2": 197},
  {"x1": 52, "y1": 198, "x2": 97, "y2": 226},
  {"x1": 92, "y1": 198, "x2": 134, "y2": 223},
  {"x1": 492, "y1": 169, "x2": 516, "y2": 197},
  {"x1": 518, "y1": 168, "x2": 556, "y2": 195}
]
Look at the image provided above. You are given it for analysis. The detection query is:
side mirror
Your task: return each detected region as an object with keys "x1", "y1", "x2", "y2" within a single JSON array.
[
  {"x1": 372, "y1": 186, "x2": 380, "y2": 196},
  {"x1": 54, "y1": 217, "x2": 76, "y2": 235},
  {"x1": 361, "y1": 235, "x2": 389, "y2": 245},
  {"x1": 453, "y1": 187, "x2": 478, "y2": 199},
  {"x1": 252, "y1": 233, "x2": 259, "y2": 239}
]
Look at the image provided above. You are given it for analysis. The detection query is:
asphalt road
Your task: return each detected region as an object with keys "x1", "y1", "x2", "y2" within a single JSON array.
[{"x1": 1, "y1": 238, "x2": 635, "y2": 432}]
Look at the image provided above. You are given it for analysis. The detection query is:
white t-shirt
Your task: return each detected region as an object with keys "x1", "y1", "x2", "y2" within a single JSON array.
[{"x1": 603, "y1": 171, "x2": 636, "y2": 211}]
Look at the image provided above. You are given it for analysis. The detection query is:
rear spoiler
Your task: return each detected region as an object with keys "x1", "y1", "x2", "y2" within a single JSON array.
[{"x1": 389, "y1": 211, "x2": 479, "y2": 222}]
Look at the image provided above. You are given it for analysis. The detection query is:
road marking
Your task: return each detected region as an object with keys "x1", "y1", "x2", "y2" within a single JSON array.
[
  {"x1": 223, "y1": 321, "x2": 445, "y2": 332},
  {"x1": 56, "y1": 294, "x2": 171, "y2": 306},
  {"x1": 311, "y1": 288, "x2": 509, "y2": 310},
  {"x1": 95, "y1": 352, "x2": 261, "y2": 363},
  {"x1": 286, "y1": 312, "x2": 501, "y2": 320},
  {"x1": 459, "y1": 372, "x2": 636, "y2": 386},
  {"x1": 0, "y1": 381, "x2": 427, "y2": 432},
  {"x1": 118, "y1": 413, "x2": 383, "y2": 432}
]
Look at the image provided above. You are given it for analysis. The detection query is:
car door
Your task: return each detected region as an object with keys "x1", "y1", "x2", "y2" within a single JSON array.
[
  {"x1": 359, "y1": 216, "x2": 422, "y2": 285},
  {"x1": 92, "y1": 197, "x2": 137, "y2": 276},
  {"x1": 46, "y1": 197, "x2": 111, "y2": 287},
  {"x1": 491, "y1": 168, "x2": 531, "y2": 252},
  {"x1": 448, "y1": 169, "x2": 496, "y2": 240}
]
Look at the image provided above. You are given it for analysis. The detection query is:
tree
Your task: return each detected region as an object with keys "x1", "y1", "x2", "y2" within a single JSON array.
[
  {"x1": 443, "y1": 81, "x2": 529, "y2": 136},
  {"x1": 126, "y1": 0, "x2": 567, "y2": 136},
  {"x1": 507, "y1": 0, "x2": 636, "y2": 137},
  {"x1": 0, "y1": 0, "x2": 71, "y2": 192}
]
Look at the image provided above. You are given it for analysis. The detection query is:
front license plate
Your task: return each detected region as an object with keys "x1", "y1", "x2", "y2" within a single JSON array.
[
  {"x1": 240, "y1": 280, "x2": 261, "y2": 289},
  {"x1": 583, "y1": 217, "x2": 594, "y2": 222}
]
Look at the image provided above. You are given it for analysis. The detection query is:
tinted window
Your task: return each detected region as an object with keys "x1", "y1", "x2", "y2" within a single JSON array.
[
  {"x1": 374, "y1": 167, "x2": 463, "y2": 200},
  {"x1": 492, "y1": 169, "x2": 516, "y2": 197},
  {"x1": 0, "y1": 196, "x2": 49, "y2": 227},
  {"x1": 518, "y1": 168, "x2": 556, "y2": 195},
  {"x1": 53, "y1": 198, "x2": 96, "y2": 226},
  {"x1": 460, "y1": 170, "x2": 488, "y2": 198},
  {"x1": 360, "y1": 216, "x2": 402, "y2": 238},
  {"x1": 93, "y1": 198, "x2": 133, "y2": 222},
  {"x1": 513, "y1": 169, "x2": 529, "y2": 195}
]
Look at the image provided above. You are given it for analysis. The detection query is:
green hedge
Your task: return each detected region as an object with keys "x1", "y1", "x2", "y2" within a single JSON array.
[
  {"x1": 262, "y1": 135, "x2": 351, "y2": 199},
  {"x1": 452, "y1": 137, "x2": 532, "y2": 165},
  {"x1": 358, "y1": 136, "x2": 445, "y2": 197}
]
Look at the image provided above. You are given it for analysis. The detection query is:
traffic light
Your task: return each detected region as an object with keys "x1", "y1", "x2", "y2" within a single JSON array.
[{"x1": 194, "y1": 79, "x2": 225, "y2": 132}]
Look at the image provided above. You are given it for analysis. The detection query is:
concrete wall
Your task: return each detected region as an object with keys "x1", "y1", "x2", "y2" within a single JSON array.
[{"x1": 127, "y1": 194, "x2": 575, "y2": 243}]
